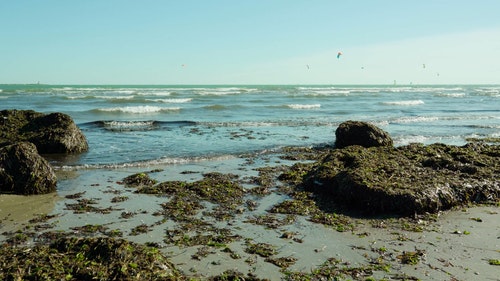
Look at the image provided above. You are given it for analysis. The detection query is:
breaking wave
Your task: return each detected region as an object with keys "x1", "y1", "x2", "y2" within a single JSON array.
[
  {"x1": 382, "y1": 100, "x2": 425, "y2": 106},
  {"x1": 286, "y1": 104, "x2": 321, "y2": 109},
  {"x1": 93, "y1": 106, "x2": 181, "y2": 114},
  {"x1": 81, "y1": 120, "x2": 197, "y2": 131}
]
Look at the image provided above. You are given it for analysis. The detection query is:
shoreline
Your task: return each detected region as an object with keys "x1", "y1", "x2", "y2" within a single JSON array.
[{"x1": 1, "y1": 149, "x2": 499, "y2": 280}]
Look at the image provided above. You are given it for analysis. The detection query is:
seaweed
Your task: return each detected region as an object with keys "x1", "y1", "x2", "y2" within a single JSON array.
[{"x1": 0, "y1": 237, "x2": 180, "y2": 280}]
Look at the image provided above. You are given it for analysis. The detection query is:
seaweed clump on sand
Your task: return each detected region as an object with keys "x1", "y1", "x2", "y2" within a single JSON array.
[
  {"x1": 122, "y1": 172, "x2": 158, "y2": 188},
  {"x1": 136, "y1": 172, "x2": 246, "y2": 218},
  {"x1": 131, "y1": 172, "x2": 246, "y2": 248},
  {"x1": 0, "y1": 237, "x2": 181, "y2": 280}
]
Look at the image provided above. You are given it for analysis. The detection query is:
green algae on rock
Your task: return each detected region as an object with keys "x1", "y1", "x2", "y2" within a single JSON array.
[{"x1": 302, "y1": 142, "x2": 499, "y2": 215}]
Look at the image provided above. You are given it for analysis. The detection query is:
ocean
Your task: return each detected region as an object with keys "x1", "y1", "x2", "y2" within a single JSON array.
[{"x1": 1, "y1": 84, "x2": 499, "y2": 170}]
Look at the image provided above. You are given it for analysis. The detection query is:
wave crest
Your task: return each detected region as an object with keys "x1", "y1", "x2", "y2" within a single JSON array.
[
  {"x1": 94, "y1": 105, "x2": 180, "y2": 114},
  {"x1": 382, "y1": 100, "x2": 424, "y2": 106},
  {"x1": 287, "y1": 104, "x2": 321, "y2": 109},
  {"x1": 147, "y1": 98, "x2": 192, "y2": 103}
]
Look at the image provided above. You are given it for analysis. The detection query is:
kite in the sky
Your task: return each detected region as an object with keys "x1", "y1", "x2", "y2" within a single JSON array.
[{"x1": 337, "y1": 51, "x2": 342, "y2": 59}]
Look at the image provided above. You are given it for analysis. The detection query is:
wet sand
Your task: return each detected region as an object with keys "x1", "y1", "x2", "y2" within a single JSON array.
[
  {"x1": 0, "y1": 193, "x2": 59, "y2": 235},
  {"x1": 1, "y1": 153, "x2": 499, "y2": 280}
]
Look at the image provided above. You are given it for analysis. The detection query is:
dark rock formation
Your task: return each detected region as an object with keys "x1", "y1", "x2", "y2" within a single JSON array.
[
  {"x1": 0, "y1": 109, "x2": 88, "y2": 153},
  {"x1": 301, "y1": 142, "x2": 499, "y2": 215},
  {"x1": 0, "y1": 109, "x2": 87, "y2": 194},
  {"x1": 0, "y1": 142, "x2": 57, "y2": 195},
  {"x1": 335, "y1": 120, "x2": 393, "y2": 148}
]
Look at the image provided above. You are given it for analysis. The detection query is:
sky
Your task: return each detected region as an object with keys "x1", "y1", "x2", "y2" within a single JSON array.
[{"x1": 1, "y1": 0, "x2": 500, "y2": 85}]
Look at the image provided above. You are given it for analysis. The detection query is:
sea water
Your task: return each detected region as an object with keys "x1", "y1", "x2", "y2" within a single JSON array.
[{"x1": 1, "y1": 84, "x2": 499, "y2": 169}]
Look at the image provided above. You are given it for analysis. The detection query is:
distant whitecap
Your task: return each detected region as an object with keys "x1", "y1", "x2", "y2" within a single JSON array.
[
  {"x1": 147, "y1": 98, "x2": 192, "y2": 103},
  {"x1": 287, "y1": 104, "x2": 321, "y2": 109},
  {"x1": 96, "y1": 105, "x2": 180, "y2": 114},
  {"x1": 382, "y1": 100, "x2": 424, "y2": 106}
]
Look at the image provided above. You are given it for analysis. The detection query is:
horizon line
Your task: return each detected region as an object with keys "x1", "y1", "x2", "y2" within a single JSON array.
[{"x1": 2, "y1": 83, "x2": 500, "y2": 87}]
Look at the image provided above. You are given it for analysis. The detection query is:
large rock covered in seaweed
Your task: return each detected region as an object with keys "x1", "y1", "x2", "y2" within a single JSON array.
[
  {"x1": 335, "y1": 120, "x2": 393, "y2": 148},
  {"x1": 302, "y1": 141, "x2": 499, "y2": 215},
  {"x1": 0, "y1": 109, "x2": 88, "y2": 153},
  {"x1": 0, "y1": 142, "x2": 57, "y2": 195}
]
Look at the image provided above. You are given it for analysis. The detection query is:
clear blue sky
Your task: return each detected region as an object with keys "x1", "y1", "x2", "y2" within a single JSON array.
[{"x1": 1, "y1": 0, "x2": 500, "y2": 85}]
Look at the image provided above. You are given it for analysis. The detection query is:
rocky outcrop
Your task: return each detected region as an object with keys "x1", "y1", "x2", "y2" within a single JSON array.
[
  {"x1": 0, "y1": 110, "x2": 88, "y2": 153},
  {"x1": 335, "y1": 120, "x2": 393, "y2": 148},
  {"x1": 0, "y1": 142, "x2": 57, "y2": 195},
  {"x1": 301, "y1": 140, "x2": 499, "y2": 216},
  {"x1": 0, "y1": 109, "x2": 87, "y2": 195}
]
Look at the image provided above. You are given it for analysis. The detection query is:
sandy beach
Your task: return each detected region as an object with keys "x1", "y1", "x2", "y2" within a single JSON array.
[{"x1": 1, "y1": 151, "x2": 498, "y2": 280}]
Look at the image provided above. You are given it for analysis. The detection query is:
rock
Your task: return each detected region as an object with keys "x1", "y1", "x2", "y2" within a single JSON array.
[
  {"x1": 302, "y1": 142, "x2": 499, "y2": 215},
  {"x1": 0, "y1": 109, "x2": 88, "y2": 153},
  {"x1": 0, "y1": 142, "x2": 57, "y2": 195},
  {"x1": 0, "y1": 110, "x2": 87, "y2": 194},
  {"x1": 335, "y1": 120, "x2": 393, "y2": 148}
]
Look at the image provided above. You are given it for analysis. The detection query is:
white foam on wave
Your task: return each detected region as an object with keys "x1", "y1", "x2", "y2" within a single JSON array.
[
  {"x1": 298, "y1": 86, "x2": 348, "y2": 93},
  {"x1": 474, "y1": 88, "x2": 500, "y2": 97},
  {"x1": 392, "y1": 116, "x2": 439, "y2": 123},
  {"x1": 54, "y1": 154, "x2": 238, "y2": 171},
  {"x1": 306, "y1": 89, "x2": 350, "y2": 96},
  {"x1": 412, "y1": 87, "x2": 464, "y2": 93},
  {"x1": 349, "y1": 88, "x2": 385, "y2": 94},
  {"x1": 147, "y1": 98, "x2": 192, "y2": 103},
  {"x1": 382, "y1": 100, "x2": 424, "y2": 106},
  {"x1": 197, "y1": 90, "x2": 241, "y2": 96},
  {"x1": 195, "y1": 87, "x2": 258, "y2": 96},
  {"x1": 114, "y1": 90, "x2": 135, "y2": 94},
  {"x1": 394, "y1": 135, "x2": 431, "y2": 145},
  {"x1": 58, "y1": 87, "x2": 97, "y2": 91},
  {"x1": 287, "y1": 104, "x2": 321, "y2": 109},
  {"x1": 102, "y1": 120, "x2": 155, "y2": 127},
  {"x1": 371, "y1": 120, "x2": 390, "y2": 126},
  {"x1": 137, "y1": 91, "x2": 172, "y2": 96},
  {"x1": 202, "y1": 121, "x2": 277, "y2": 127},
  {"x1": 386, "y1": 87, "x2": 414, "y2": 93},
  {"x1": 200, "y1": 120, "x2": 334, "y2": 128},
  {"x1": 97, "y1": 105, "x2": 180, "y2": 114},
  {"x1": 436, "y1": 93, "x2": 466, "y2": 98},
  {"x1": 96, "y1": 95, "x2": 135, "y2": 100}
]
